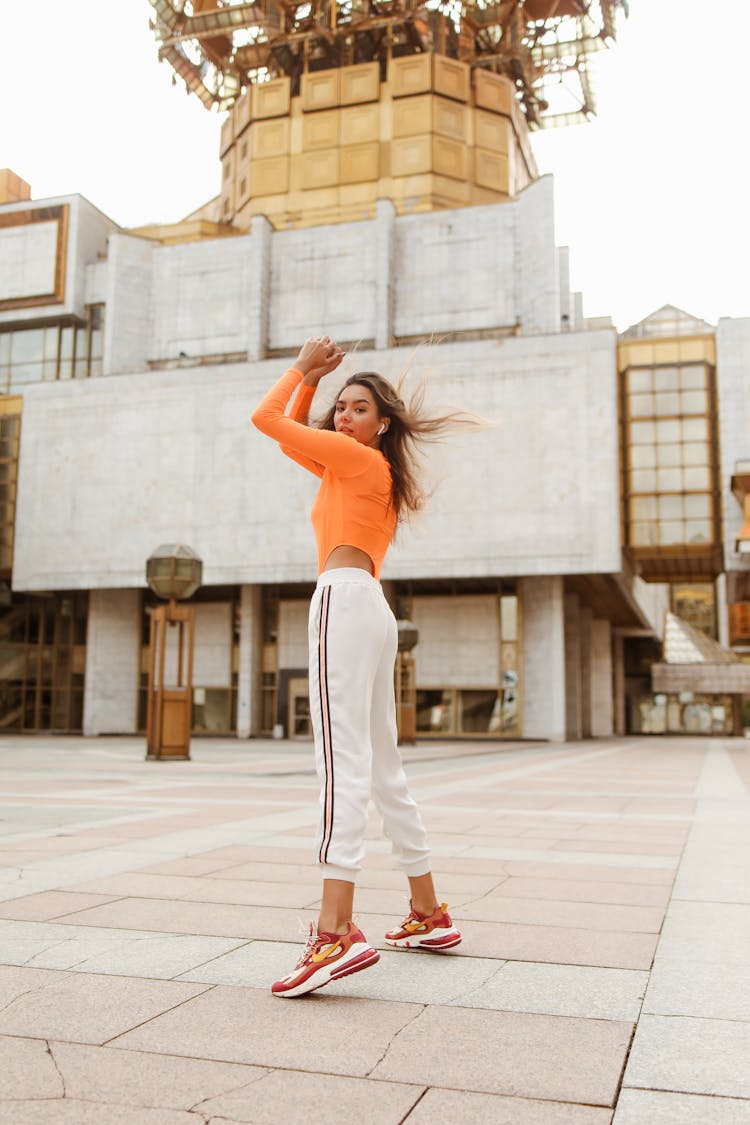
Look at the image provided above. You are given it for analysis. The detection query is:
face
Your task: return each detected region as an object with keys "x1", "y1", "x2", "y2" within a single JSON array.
[{"x1": 334, "y1": 383, "x2": 387, "y2": 447}]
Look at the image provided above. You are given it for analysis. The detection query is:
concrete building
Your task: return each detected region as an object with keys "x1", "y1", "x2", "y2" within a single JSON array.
[{"x1": 0, "y1": 13, "x2": 747, "y2": 742}]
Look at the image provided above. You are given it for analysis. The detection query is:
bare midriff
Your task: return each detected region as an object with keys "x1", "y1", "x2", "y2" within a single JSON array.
[{"x1": 322, "y1": 545, "x2": 374, "y2": 574}]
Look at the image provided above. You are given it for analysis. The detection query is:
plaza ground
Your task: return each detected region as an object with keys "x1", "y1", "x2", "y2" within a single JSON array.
[{"x1": 1, "y1": 734, "x2": 749, "y2": 1124}]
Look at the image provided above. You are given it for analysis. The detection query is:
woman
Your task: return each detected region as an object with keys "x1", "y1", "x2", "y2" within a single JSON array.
[{"x1": 252, "y1": 335, "x2": 462, "y2": 999}]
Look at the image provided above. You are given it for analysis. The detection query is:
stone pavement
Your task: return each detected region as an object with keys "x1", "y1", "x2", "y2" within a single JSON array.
[{"x1": 0, "y1": 735, "x2": 749, "y2": 1124}]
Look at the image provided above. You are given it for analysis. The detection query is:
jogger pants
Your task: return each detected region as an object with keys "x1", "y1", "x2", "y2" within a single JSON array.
[{"x1": 308, "y1": 568, "x2": 432, "y2": 883}]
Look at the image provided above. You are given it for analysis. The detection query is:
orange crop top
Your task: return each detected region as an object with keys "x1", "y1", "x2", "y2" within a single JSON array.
[{"x1": 251, "y1": 368, "x2": 397, "y2": 578}]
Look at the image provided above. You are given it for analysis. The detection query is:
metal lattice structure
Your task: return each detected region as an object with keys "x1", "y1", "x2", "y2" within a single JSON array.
[{"x1": 149, "y1": 0, "x2": 628, "y2": 127}]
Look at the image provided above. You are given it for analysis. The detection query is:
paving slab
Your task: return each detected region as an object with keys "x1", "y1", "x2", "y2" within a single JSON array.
[
  {"x1": 643, "y1": 958, "x2": 750, "y2": 1021},
  {"x1": 371, "y1": 1004, "x2": 633, "y2": 1105},
  {"x1": 453, "y1": 894, "x2": 664, "y2": 933},
  {"x1": 624, "y1": 1014, "x2": 750, "y2": 1100},
  {"x1": 0, "y1": 1101, "x2": 200, "y2": 1124},
  {"x1": 0, "y1": 890, "x2": 122, "y2": 921},
  {"x1": 613, "y1": 1088, "x2": 750, "y2": 1124},
  {"x1": 111, "y1": 983, "x2": 424, "y2": 1076},
  {"x1": 0, "y1": 1034, "x2": 64, "y2": 1099},
  {"x1": 492, "y1": 876, "x2": 671, "y2": 908},
  {"x1": 405, "y1": 1088, "x2": 613, "y2": 1124},
  {"x1": 0, "y1": 971, "x2": 210, "y2": 1044},
  {"x1": 198, "y1": 1068, "x2": 423, "y2": 1124},
  {"x1": 49, "y1": 1041, "x2": 270, "y2": 1111}
]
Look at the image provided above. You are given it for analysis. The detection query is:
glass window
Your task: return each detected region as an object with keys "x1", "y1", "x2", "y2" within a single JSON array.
[
  {"x1": 684, "y1": 466, "x2": 710, "y2": 489},
  {"x1": 631, "y1": 496, "x2": 657, "y2": 520},
  {"x1": 656, "y1": 467, "x2": 681, "y2": 491},
  {"x1": 654, "y1": 391, "x2": 679, "y2": 416},
  {"x1": 658, "y1": 495, "x2": 682, "y2": 519},
  {"x1": 685, "y1": 519, "x2": 711, "y2": 543},
  {"x1": 630, "y1": 468, "x2": 657, "y2": 492},
  {"x1": 682, "y1": 417, "x2": 707, "y2": 441},
  {"x1": 630, "y1": 445, "x2": 656, "y2": 469},
  {"x1": 11, "y1": 329, "x2": 44, "y2": 364},
  {"x1": 500, "y1": 595, "x2": 517, "y2": 641},
  {"x1": 631, "y1": 421, "x2": 655, "y2": 444},
  {"x1": 660, "y1": 520, "x2": 684, "y2": 544},
  {"x1": 629, "y1": 393, "x2": 653, "y2": 418},
  {"x1": 654, "y1": 366, "x2": 679, "y2": 391},
  {"x1": 680, "y1": 364, "x2": 706, "y2": 390},
  {"x1": 459, "y1": 689, "x2": 500, "y2": 734},
  {"x1": 628, "y1": 368, "x2": 652, "y2": 392},
  {"x1": 681, "y1": 390, "x2": 706, "y2": 414},
  {"x1": 0, "y1": 334, "x2": 10, "y2": 364},
  {"x1": 631, "y1": 521, "x2": 659, "y2": 546},
  {"x1": 416, "y1": 689, "x2": 453, "y2": 733},
  {"x1": 684, "y1": 494, "x2": 711, "y2": 518},
  {"x1": 656, "y1": 418, "x2": 680, "y2": 443},
  {"x1": 656, "y1": 443, "x2": 681, "y2": 467},
  {"x1": 683, "y1": 443, "x2": 708, "y2": 466}
]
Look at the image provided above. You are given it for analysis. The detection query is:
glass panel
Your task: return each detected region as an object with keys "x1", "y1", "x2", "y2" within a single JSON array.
[
  {"x1": 658, "y1": 495, "x2": 682, "y2": 519},
  {"x1": 680, "y1": 364, "x2": 706, "y2": 390},
  {"x1": 631, "y1": 496, "x2": 657, "y2": 520},
  {"x1": 90, "y1": 328, "x2": 102, "y2": 361},
  {"x1": 660, "y1": 520, "x2": 684, "y2": 544},
  {"x1": 416, "y1": 689, "x2": 453, "y2": 733},
  {"x1": 656, "y1": 467, "x2": 682, "y2": 490},
  {"x1": 630, "y1": 469, "x2": 657, "y2": 492},
  {"x1": 500, "y1": 595, "x2": 517, "y2": 641},
  {"x1": 683, "y1": 443, "x2": 708, "y2": 466},
  {"x1": 459, "y1": 689, "x2": 500, "y2": 734},
  {"x1": 9, "y1": 365, "x2": 43, "y2": 388},
  {"x1": 656, "y1": 443, "x2": 681, "y2": 467},
  {"x1": 684, "y1": 466, "x2": 710, "y2": 489},
  {"x1": 654, "y1": 391, "x2": 679, "y2": 416},
  {"x1": 0, "y1": 335, "x2": 10, "y2": 364},
  {"x1": 656, "y1": 419, "x2": 680, "y2": 443},
  {"x1": 629, "y1": 393, "x2": 653, "y2": 418},
  {"x1": 681, "y1": 390, "x2": 706, "y2": 414},
  {"x1": 685, "y1": 519, "x2": 711, "y2": 543},
  {"x1": 631, "y1": 421, "x2": 655, "y2": 444},
  {"x1": 629, "y1": 445, "x2": 656, "y2": 468},
  {"x1": 631, "y1": 521, "x2": 659, "y2": 546},
  {"x1": 682, "y1": 417, "x2": 708, "y2": 441},
  {"x1": 60, "y1": 326, "x2": 74, "y2": 359},
  {"x1": 11, "y1": 329, "x2": 44, "y2": 363},
  {"x1": 628, "y1": 368, "x2": 652, "y2": 392},
  {"x1": 654, "y1": 366, "x2": 679, "y2": 391},
  {"x1": 684, "y1": 494, "x2": 711, "y2": 518}
]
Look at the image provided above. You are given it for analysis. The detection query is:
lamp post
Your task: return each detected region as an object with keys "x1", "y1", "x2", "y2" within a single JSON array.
[
  {"x1": 145, "y1": 543, "x2": 202, "y2": 761},
  {"x1": 395, "y1": 618, "x2": 419, "y2": 744}
]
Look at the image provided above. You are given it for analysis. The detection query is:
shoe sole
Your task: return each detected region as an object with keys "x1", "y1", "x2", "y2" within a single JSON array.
[
  {"x1": 385, "y1": 930, "x2": 462, "y2": 951},
  {"x1": 273, "y1": 945, "x2": 380, "y2": 998}
]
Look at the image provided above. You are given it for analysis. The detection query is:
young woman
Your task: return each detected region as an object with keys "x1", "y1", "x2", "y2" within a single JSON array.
[{"x1": 252, "y1": 335, "x2": 462, "y2": 998}]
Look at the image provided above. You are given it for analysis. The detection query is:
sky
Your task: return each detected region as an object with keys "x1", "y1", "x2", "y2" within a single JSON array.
[{"x1": 2, "y1": 0, "x2": 748, "y2": 331}]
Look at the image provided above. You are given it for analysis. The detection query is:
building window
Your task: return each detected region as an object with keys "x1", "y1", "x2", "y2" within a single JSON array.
[
  {"x1": 624, "y1": 363, "x2": 717, "y2": 548},
  {"x1": 671, "y1": 583, "x2": 717, "y2": 639},
  {"x1": 0, "y1": 306, "x2": 105, "y2": 392},
  {"x1": 0, "y1": 403, "x2": 21, "y2": 575}
]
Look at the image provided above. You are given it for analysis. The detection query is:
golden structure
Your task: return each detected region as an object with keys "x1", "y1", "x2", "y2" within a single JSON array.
[{"x1": 149, "y1": 1, "x2": 626, "y2": 229}]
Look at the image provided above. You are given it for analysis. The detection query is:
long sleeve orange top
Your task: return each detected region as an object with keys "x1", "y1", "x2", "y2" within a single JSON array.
[{"x1": 251, "y1": 368, "x2": 397, "y2": 578}]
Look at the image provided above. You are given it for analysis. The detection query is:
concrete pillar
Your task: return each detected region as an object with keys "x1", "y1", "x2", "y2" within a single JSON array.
[
  {"x1": 516, "y1": 176, "x2": 559, "y2": 336},
  {"x1": 375, "y1": 199, "x2": 396, "y2": 350},
  {"x1": 237, "y1": 583, "x2": 263, "y2": 738},
  {"x1": 612, "y1": 631, "x2": 626, "y2": 736},
  {"x1": 580, "y1": 606, "x2": 593, "y2": 738},
  {"x1": 590, "y1": 618, "x2": 614, "y2": 737},
  {"x1": 717, "y1": 572, "x2": 729, "y2": 648},
  {"x1": 83, "y1": 589, "x2": 141, "y2": 735},
  {"x1": 247, "y1": 216, "x2": 272, "y2": 362},
  {"x1": 564, "y1": 593, "x2": 582, "y2": 740},
  {"x1": 520, "y1": 575, "x2": 566, "y2": 742},
  {"x1": 102, "y1": 235, "x2": 154, "y2": 375}
]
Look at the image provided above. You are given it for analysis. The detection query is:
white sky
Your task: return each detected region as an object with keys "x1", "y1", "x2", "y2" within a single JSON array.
[{"x1": 2, "y1": 0, "x2": 748, "y2": 331}]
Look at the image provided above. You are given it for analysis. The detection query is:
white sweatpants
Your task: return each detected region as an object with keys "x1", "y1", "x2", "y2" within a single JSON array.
[{"x1": 308, "y1": 568, "x2": 432, "y2": 883}]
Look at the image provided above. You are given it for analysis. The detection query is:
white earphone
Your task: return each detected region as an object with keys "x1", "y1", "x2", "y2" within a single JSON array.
[{"x1": 377, "y1": 423, "x2": 386, "y2": 436}]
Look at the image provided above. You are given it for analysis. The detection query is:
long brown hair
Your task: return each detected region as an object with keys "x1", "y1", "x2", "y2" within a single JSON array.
[{"x1": 316, "y1": 371, "x2": 475, "y2": 522}]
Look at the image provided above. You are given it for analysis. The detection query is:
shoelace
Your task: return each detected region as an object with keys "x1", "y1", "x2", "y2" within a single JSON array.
[{"x1": 294, "y1": 922, "x2": 319, "y2": 968}]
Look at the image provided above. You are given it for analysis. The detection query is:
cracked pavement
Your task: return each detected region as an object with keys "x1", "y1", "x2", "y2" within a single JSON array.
[{"x1": 1, "y1": 734, "x2": 749, "y2": 1123}]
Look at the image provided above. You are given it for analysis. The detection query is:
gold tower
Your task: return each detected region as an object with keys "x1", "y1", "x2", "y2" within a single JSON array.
[{"x1": 149, "y1": 1, "x2": 627, "y2": 229}]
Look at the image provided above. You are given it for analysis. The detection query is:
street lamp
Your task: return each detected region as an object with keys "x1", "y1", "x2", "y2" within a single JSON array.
[
  {"x1": 396, "y1": 618, "x2": 419, "y2": 744},
  {"x1": 145, "y1": 543, "x2": 202, "y2": 761}
]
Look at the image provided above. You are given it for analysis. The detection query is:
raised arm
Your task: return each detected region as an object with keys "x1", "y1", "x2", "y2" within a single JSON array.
[{"x1": 251, "y1": 343, "x2": 377, "y2": 478}]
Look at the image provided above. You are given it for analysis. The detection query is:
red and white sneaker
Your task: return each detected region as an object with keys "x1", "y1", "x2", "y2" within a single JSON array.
[
  {"x1": 272, "y1": 921, "x2": 380, "y2": 998},
  {"x1": 385, "y1": 901, "x2": 462, "y2": 951}
]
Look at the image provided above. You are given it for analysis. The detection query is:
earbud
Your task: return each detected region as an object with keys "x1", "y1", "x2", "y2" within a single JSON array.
[{"x1": 377, "y1": 424, "x2": 385, "y2": 436}]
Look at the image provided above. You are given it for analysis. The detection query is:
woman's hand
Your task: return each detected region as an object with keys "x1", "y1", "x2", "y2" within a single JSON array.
[{"x1": 294, "y1": 336, "x2": 345, "y2": 382}]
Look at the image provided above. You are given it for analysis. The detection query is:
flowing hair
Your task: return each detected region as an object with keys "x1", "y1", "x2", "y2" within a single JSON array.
[{"x1": 315, "y1": 371, "x2": 479, "y2": 523}]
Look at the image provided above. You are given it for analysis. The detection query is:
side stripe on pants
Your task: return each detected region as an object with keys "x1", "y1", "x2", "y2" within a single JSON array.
[{"x1": 317, "y1": 586, "x2": 334, "y2": 863}]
